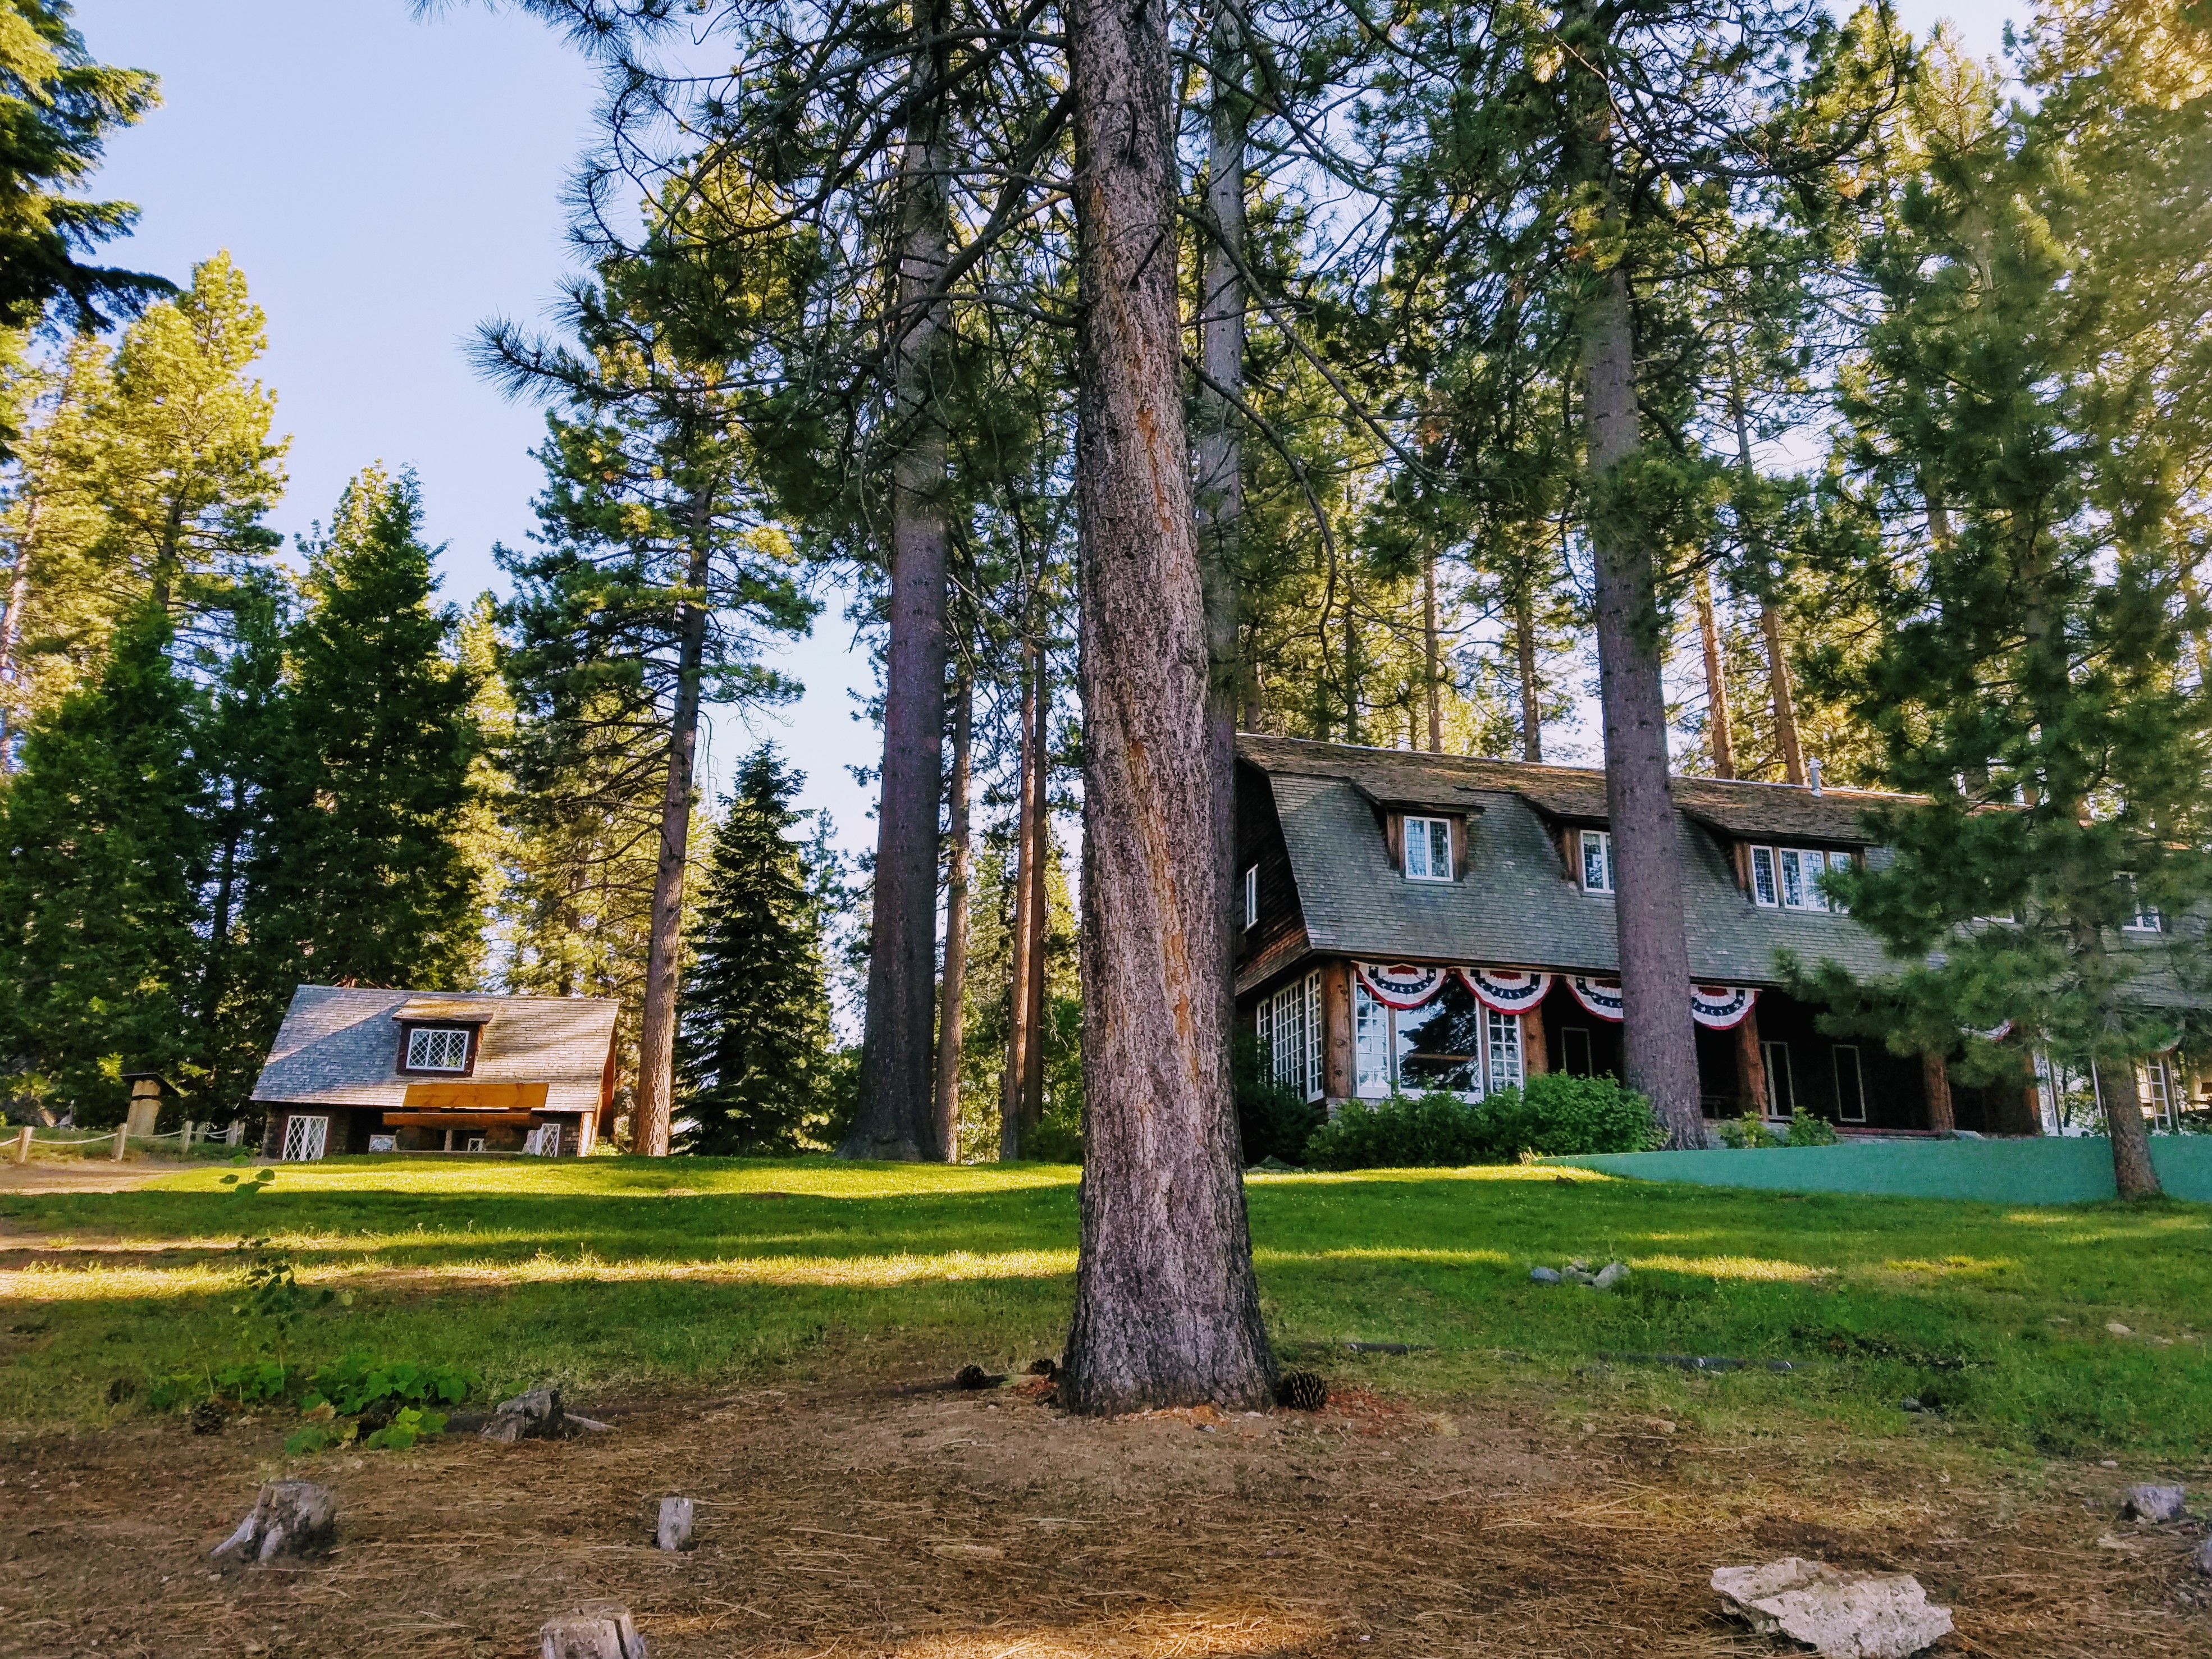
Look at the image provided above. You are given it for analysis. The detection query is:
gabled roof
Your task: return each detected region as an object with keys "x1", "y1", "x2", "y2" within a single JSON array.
[
  {"x1": 252, "y1": 986, "x2": 618, "y2": 1114},
  {"x1": 1237, "y1": 734, "x2": 1907, "y2": 987}
]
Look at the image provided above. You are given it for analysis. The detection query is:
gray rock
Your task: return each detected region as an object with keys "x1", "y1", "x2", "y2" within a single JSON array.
[
  {"x1": 1712, "y1": 1557, "x2": 1953, "y2": 1659},
  {"x1": 2123, "y1": 1483, "x2": 2186, "y2": 1523},
  {"x1": 2192, "y1": 1537, "x2": 2212, "y2": 1576},
  {"x1": 212, "y1": 1479, "x2": 336, "y2": 1563},
  {"x1": 541, "y1": 1601, "x2": 648, "y2": 1659},
  {"x1": 483, "y1": 1384, "x2": 566, "y2": 1444},
  {"x1": 1562, "y1": 1268, "x2": 1598, "y2": 1286},
  {"x1": 1567, "y1": 1258, "x2": 1591, "y2": 1272},
  {"x1": 656, "y1": 1496, "x2": 694, "y2": 1551},
  {"x1": 1529, "y1": 1267, "x2": 1561, "y2": 1284},
  {"x1": 1591, "y1": 1261, "x2": 1629, "y2": 1290}
]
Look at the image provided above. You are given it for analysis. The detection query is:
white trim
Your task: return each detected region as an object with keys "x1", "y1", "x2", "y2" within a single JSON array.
[
  {"x1": 280, "y1": 1114, "x2": 329, "y2": 1162},
  {"x1": 1244, "y1": 864, "x2": 1259, "y2": 929},
  {"x1": 1833, "y1": 1044, "x2": 1867, "y2": 1124},
  {"x1": 1403, "y1": 816, "x2": 1452, "y2": 882},
  {"x1": 1579, "y1": 829, "x2": 1614, "y2": 893}
]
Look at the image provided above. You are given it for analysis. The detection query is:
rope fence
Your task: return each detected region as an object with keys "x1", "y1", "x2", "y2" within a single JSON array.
[{"x1": 7, "y1": 1121, "x2": 250, "y2": 1165}]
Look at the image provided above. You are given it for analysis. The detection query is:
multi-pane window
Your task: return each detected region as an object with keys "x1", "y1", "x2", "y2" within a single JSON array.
[
  {"x1": 280, "y1": 1115, "x2": 329, "y2": 1162},
  {"x1": 405, "y1": 1026, "x2": 472, "y2": 1072},
  {"x1": 1353, "y1": 977, "x2": 1523, "y2": 1101},
  {"x1": 1403, "y1": 816, "x2": 1452, "y2": 881},
  {"x1": 1580, "y1": 829, "x2": 1614, "y2": 893},
  {"x1": 1749, "y1": 847, "x2": 1851, "y2": 912},
  {"x1": 1244, "y1": 865, "x2": 1259, "y2": 930},
  {"x1": 2139, "y1": 1054, "x2": 2176, "y2": 1129},
  {"x1": 1485, "y1": 1008, "x2": 1523, "y2": 1091},
  {"x1": 2119, "y1": 874, "x2": 2163, "y2": 933},
  {"x1": 1259, "y1": 972, "x2": 1322, "y2": 1100}
]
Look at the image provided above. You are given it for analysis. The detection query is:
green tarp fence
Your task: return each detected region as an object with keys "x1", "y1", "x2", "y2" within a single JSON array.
[{"x1": 1557, "y1": 1136, "x2": 2212, "y2": 1204}]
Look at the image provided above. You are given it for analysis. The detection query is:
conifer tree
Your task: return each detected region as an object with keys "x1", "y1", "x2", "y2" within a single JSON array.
[
  {"x1": 675, "y1": 746, "x2": 841, "y2": 1154},
  {"x1": 0, "y1": 601, "x2": 205, "y2": 1122},
  {"x1": 246, "y1": 468, "x2": 481, "y2": 993}
]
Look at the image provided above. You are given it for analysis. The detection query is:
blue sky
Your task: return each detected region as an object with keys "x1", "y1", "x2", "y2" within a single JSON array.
[{"x1": 87, "y1": 0, "x2": 2026, "y2": 846}]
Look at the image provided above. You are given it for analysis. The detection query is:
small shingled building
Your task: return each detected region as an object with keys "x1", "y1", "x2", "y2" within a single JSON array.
[{"x1": 252, "y1": 986, "x2": 620, "y2": 1160}]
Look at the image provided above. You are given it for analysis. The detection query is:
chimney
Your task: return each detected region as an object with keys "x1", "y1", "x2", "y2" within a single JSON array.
[{"x1": 1808, "y1": 757, "x2": 1824, "y2": 796}]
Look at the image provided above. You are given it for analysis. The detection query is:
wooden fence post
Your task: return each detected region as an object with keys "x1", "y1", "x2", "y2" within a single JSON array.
[
  {"x1": 12, "y1": 1125, "x2": 29, "y2": 1164},
  {"x1": 111, "y1": 1123, "x2": 128, "y2": 1161}
]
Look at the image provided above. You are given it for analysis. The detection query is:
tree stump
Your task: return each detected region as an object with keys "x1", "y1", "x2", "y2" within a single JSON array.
[
  {"x1": 212, "y1": 1480, "x2": 336, "y2": 1562},
  {"x1": 483, "y1": 1386, "x2": 565, "y2": 1443},
  {"x1": 655, "y1": 1496, "x2": 693, "y2": 1551},
  {"x1": 541, "y1": 1601, "x2": 647, "y2": 1659}
]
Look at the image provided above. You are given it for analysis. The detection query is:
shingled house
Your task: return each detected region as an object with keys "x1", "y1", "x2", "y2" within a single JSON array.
[
  {"x1": 1236, "y1": 734, "x2": 2104, "y2": 1136},
  {"x1": 252, "y1": 986, "x2": 620, "y2": 1159}
]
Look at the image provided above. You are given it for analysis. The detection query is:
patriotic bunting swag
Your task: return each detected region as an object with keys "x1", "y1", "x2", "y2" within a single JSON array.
[
  {"x1": 1458, "y1": 967, "x2": 1552, "y2": 1014},
  {"x1": 1689, "y1": 984, "x2": 1758, "y2": 1031},
  {"x1": 1568, "y1": 976, "x2": 1625, "y2": 1021},
  {"x1": 1354, "y1": 963, "x2": 1448, "y2": 1009}
]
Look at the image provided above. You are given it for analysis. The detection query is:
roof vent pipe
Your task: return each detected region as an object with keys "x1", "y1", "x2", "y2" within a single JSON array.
[{"x1": 1807, "y1": 756, "x2": 1824, "y2": 796}]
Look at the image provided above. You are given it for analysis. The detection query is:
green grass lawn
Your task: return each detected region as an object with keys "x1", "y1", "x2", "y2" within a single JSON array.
[{"x1": 3, "y1": 1155, "x2": 2208, "y2": 1459}]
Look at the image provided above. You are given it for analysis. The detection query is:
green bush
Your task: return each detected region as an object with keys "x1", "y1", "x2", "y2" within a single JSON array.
[
  {"x1": 1718, "y1": 1112, "x2": 1780, "y2": 1148},
  {"x1": 1234, "y1": 1030, "x2": 1324, "y2": 1166},
  {"x1": 1785, "y1": 1110, "x2": 1839, "y2": 1146},
  {"x1": 1017, "y1": 1115, "x2": 1084, "y2": 1163},
  {"x1": 1302, "y1": 1074, "x2": 1661, "y2": 1170},
  {"x1": 301, "y1": 1352, "x2": 476, "y2": 1416}
]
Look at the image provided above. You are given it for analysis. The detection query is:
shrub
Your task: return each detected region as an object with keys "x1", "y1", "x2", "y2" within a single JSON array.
[
  {"x1": 1234, "y1": 1031, "x2": 1324, "y2": 1165},
  {"x1": 1784, "y1": 1110, "x2": 1839, "y2": 1146},
  {"x1": 1018, "y1": 1115, "x2": 1084, "y2": 1163},
  {"x1": 301, "y1": 1352, "x2": 476, "y2": 1417},
  {"x1": 1717, "y1": 1113, "x2": 1780, "y2": 1148},
  {"x1": 1302, "y1": 1074, "x2": 1662, "y2": 1170}
]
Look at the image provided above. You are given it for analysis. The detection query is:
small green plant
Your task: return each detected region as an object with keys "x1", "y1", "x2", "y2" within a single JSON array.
[
  {"x1": 361, "y1": 1405, "x2": 445, "y2": 1451},
  {"x1": 301, "y1": 1351, "x2": 477, "y2": 1416},
  {"x1": 1717, "y1": 1113, "x2": 1781, "y2": 1148},
  {"x1": 1785, "y1": 1110, "x2": 1839, "y2": 1146}
]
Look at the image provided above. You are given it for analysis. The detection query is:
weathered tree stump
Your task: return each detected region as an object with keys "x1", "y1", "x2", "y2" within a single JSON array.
[
  {"x1": 212, "y1": 1480, "x2": 336, "y2": 1562},
  {"x1": 483, "y1": 1386, "x2": 565, "y2": 1443},
  {"x1": 655, "y1": 1496, "x2": 694, "y2": 1551},
  {"x1": 541, "y1": 1601, "x2": 647, "y2": 1659}
]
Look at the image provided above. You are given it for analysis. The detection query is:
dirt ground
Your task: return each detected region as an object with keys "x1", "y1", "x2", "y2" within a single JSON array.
[
  {"x1": 1, "y1": 1374, "x2": 2204, "y2": 1659},
  {"x1": 0, "y1": 1157, "x2": 199, "y2": 1195}
]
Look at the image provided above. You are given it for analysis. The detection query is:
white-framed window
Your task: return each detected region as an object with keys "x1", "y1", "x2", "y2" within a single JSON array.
[
  {"x1": 1258, "y1": 972, "x2": 1323, "y2": 1101},
  {"x1": 1403, "y1": 816, "x2": 1452, "y2": 881},
  {"x1": 2119, "y1": 874, "x2": 2163, "y2": 933},
  {"x1": 1749, "y1": 847, "x2": 1850, "y2": 912},
  {"x1": 1244, "y1": 864, "x2": 1259, "y2": 929},
  {"x1": 1750, "y1": 846, "x2": 1779, "y2": 907},
  {"x1": 280, "y1": 1114, "x2": 329, "y2": 1162},
  {"x1": 2139, "y1": 1054, "x2": 2177, "y2": 1129},
  {"x1": 1485, "y1": 1008, "x2": 1524, "y2": 1091},
  {"x1": 405, "y1": 1026, "x2": 472, "y2": 1072},
  {"x1": 1833, "y1": 1044, "x2": 1867, "y2": 1124},
  {"x1": 1761, "y1": 1041, "x2": 1795, "y2": 1117},
  {"x1": 1354, "y1": 981, "x2": 1393, "y2": 1097},
  {"x1": 1580, "y1": 829, "x2": 1614, "y2": 893}
]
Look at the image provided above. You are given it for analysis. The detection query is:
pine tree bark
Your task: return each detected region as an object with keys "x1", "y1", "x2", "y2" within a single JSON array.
[
  {"x1": 636, "y1": 525, "x2": 714, "y2": 1158},
  {"x1": 1000, "y1": 636, "x2": 1041, "y2": 1159},
  {"x1": 1059, "y1": 0, "x2": 1274, "y2": 1413},
  {"x1": 933, "y1": 667, "x2": 972, "y2": 1162},
  {"x1": 1695, "y1": 570, "x2": 1735, "y2": 779},
  {"x1": 1579, "y1": 258, "x2": 1706, "y2": 1148},
  {"x1": 1422, "y1": 548, "x2": 1443, "y2": 752},
  {"x1": 1515, "y1": 584, "x2": 1542, "y2": 763},
  {"x1": 2094, "y1": 1051, "x2": 2161, "y2": 1199},
  {"x1": 1762, "y1": 601, "x2": 1806, "y2": 786},
  {"x1": 844, "y1": 26, "x2": 952, "y2": 1163},
  {"x1": 0, "y1": 490, "x2": 41, "y2": 761},
  {"x1": 1921, "y1": 1050, "x2": 1955, "y2": 1135}
]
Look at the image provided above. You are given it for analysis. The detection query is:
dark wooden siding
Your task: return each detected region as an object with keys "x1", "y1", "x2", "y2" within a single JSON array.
[{"x1": 1235, "y1": 761, "x2": 1306, "y2": 978}]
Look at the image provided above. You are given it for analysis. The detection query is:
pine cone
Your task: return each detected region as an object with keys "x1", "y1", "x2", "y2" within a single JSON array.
[
  {"x1": 1027, "y1": 1357, "x2": 1059, "y2": 1379},
  {"x1": 954, "y1": 1364, "x2": 992, "y2": 1390},
  {"x1": 1274, "y1": 1370, "x2": 1328, "y2": 1411},
  {"x1": 190, "y1": 1398, "x2": 227, "y2": 1436}
]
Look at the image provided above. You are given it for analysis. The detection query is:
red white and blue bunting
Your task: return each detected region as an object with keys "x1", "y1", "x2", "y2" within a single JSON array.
[
  {"x1": 1689, "y1": 984, "x2": 1758, "y2": 1031},
  {"x1": 1568, "y1": 976, "x2": 1626, "y2": 1021},
  {"x1": 1457, "y1": 967, "x2": 1553, "y2": 1014},
  {"x1": 1354, "y1": 962, "x2": 1450, "y2": 1009}
]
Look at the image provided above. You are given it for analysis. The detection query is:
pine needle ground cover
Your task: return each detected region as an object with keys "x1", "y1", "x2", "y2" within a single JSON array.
[{"x1": 2, "y1": 1158, "x2": 2207, "y2": 1460}]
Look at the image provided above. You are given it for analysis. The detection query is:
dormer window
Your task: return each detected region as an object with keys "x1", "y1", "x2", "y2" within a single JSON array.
[
  {"x1": 1579, "y1": 829, "x2": 1614, "y2": 893},
  {"x1": 1404, "y1": 816, "x2": 1452, "y2": 881},
  {"x1": 1749, "y1": 846, "x2": 1852, "y2": 912},
  {"x1": 404, "y1": 1026, "x2": 473, "y2": 1072},
  {"x1": 2119, "y1": 874, "x2": 2163, "y2": 933}
]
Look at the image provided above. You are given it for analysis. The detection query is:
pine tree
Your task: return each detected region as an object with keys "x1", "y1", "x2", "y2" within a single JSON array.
[
  {"x1": 0, "y1": 601, "x2": 205, "y2": 1123},
  {"x1": 0, "y1": 1, "x2": 169, "y2": 354},
  {"x1": 675, "y1": 746, "x2": 840, "y2": 1154},
  {"x1": 246, "y1": 468, "x2": 481, "y2": 993}
]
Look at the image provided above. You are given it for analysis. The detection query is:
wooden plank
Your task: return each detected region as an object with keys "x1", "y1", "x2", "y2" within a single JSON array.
[
  {"x1": 381, "y1": 1112, "x2": 539, "y2": 1127},
  {"x1": 401, "y1": 1081, "x2": 549, "y2": 1113}
]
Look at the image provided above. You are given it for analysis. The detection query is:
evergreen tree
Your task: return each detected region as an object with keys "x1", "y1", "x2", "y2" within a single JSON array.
[
  {"x1": 0, "y1": 2, "x2": 169, "y2": 351},
  {"x1": 247, "y1": 468, "x2": 481, "y2": 993},
  {"x1": 674, "y1": 746, "x2": 840, "y2": 1154},
  {"x1": 0, "y1": 601, "x2": 205, "y2": 1123}
]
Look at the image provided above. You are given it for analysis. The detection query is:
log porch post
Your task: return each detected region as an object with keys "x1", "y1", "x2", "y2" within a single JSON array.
[
  {"x1": 1321, "y1": 959, "x2": 1355, "y2": 1103},
  {"x1": 1734, "y1": 1004, "x2": 1768, "y2": 1117}
]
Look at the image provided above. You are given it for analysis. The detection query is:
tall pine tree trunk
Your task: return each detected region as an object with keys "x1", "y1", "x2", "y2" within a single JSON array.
[
  {"x1": 1000, "y1": 634, "x2": 1041, "y2": 1158},
  {"x1": 1516, "y1": 584, "x2": 1542, "y2": 762},
  {"x1": 1423, "y1": 548, "x2": 1443, "y2": 752},
  {"x1": 0, "y1": 492, "x2": 42, "y2": 762},
  {"x1": 1695, "y1": 570, "x2": 1735, "y2": 779},
  {"x1": 1059, "y1": 0, "x2": 1273, "y2": 1413},
  {"x1": 634, "y1": 524, "x2": 714, "y2": 1158},
  {"x1": 845, "y1": 25, "x2": 953, "y2": 1163},
  {"x1": 1018, "y1": 646, "x2": 1049, "y2": 1138},
  {"x1": 1762, "y1": 601, "x2": 1806, "y2": 785},
  {"x1": 1579, "y1": 258, "x2": 1706, "y2": 1146},
  {"x1": 933, "y1": 666, "x2": 972, "y2": 1162}
]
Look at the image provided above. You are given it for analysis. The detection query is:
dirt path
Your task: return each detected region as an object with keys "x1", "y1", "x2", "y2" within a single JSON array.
[
  {"x1": 0, "y1": 1378, "x2": 2202, "y2": 1659},
  {"x1": 0, "y1": 1157, "x2": 199, "y2": 1195}
]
